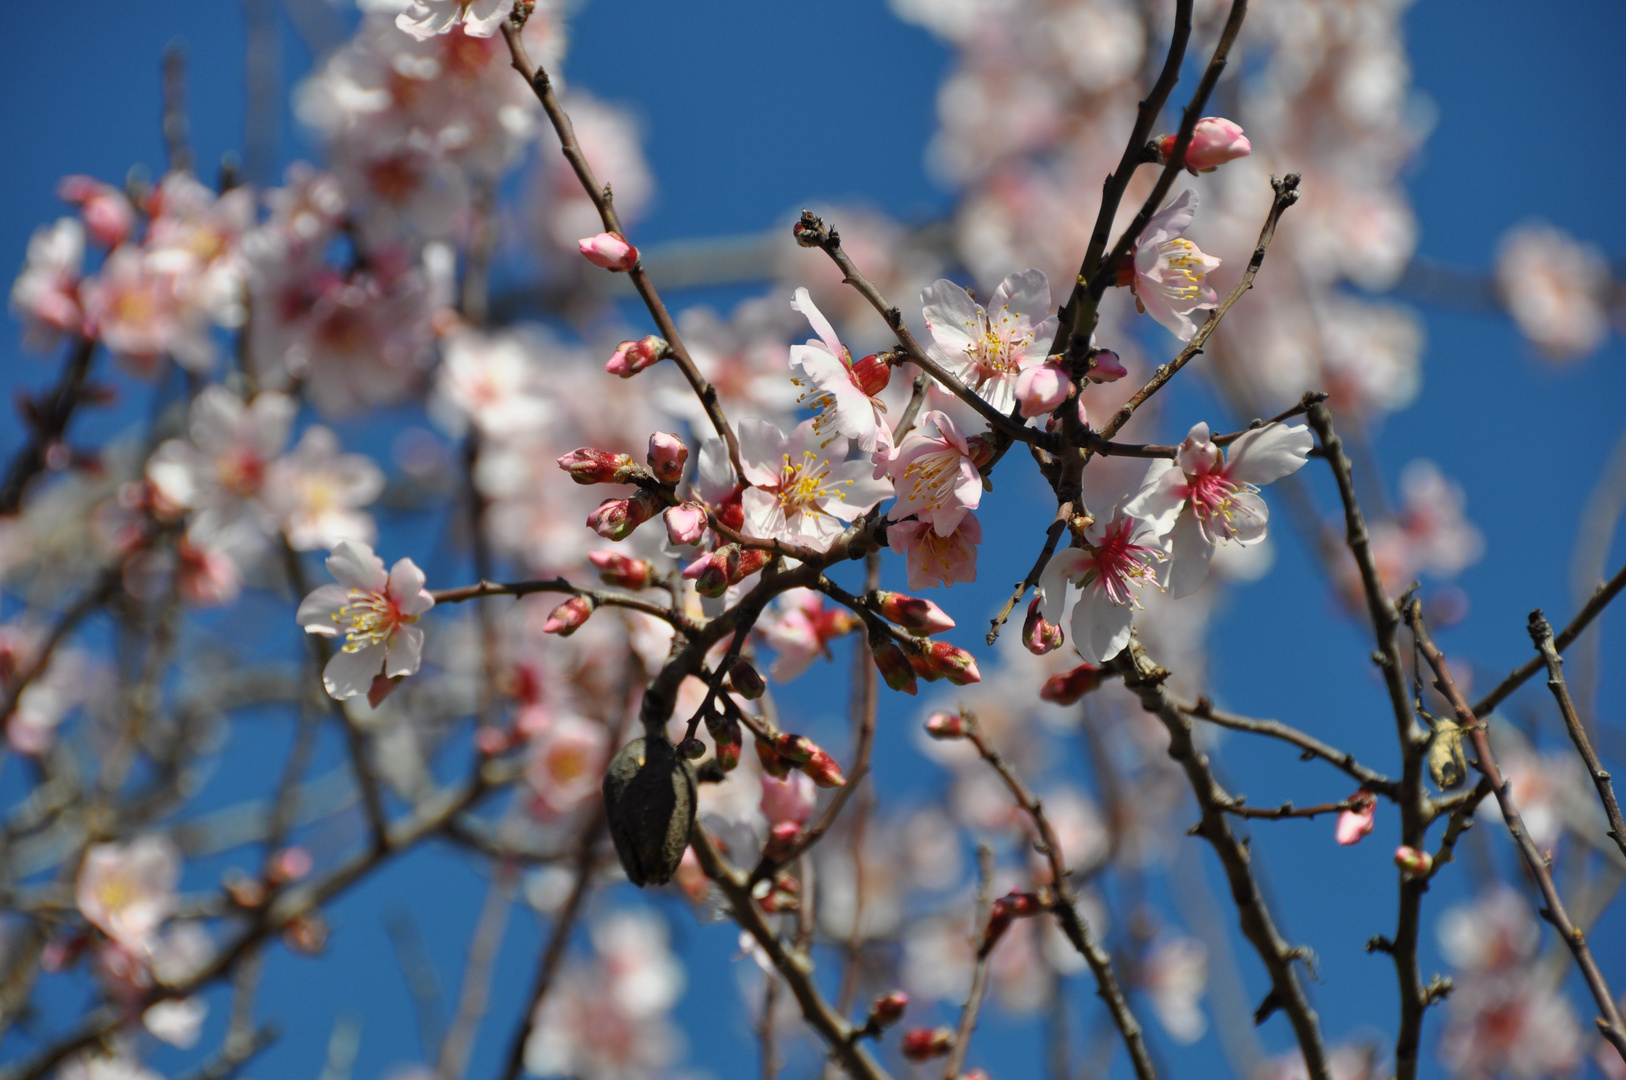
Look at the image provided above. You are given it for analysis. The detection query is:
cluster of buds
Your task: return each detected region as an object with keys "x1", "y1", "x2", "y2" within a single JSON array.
[
  {"x1": 647, "y1": 432, "x2": 688, "y2": 484},
  {"x1": 606, "y1": 335, "x2": 670, "y2": 378},
  {"x1": 1336, "y1": 790, "x2": 1378, "y2": 846},
  {"x1": 557, "y1": 447, "x2": 639, "y2": 486},
  {"x1": 1394, "y1": 845, "x2": 1433, "y2": 878},
  {"x1": 752, "y1": 871, "x2": 801, "y2": 913},
  {"x1": 756, "y1": 732, "x2": 845, "y2": 788},
  {"x1": 682, "y1": 544, "x2": 768, "y2": 598},
  {"x1": 1157, "y1": 116, "x2": 1252, "y2": 173},
  {"x1": 1022, "y1": 599, "x2": 1064, "y2": 655},
  {"x1": 1039, "y1": 663, "x2": 1104, "y2": 705},
  {"x1": 222, "y1": 846, "x2": 314, "y2": 910},
  {"x1": 983, "y1": 891, "x2": 1043, "y2": 955},
  {"x1": 587, "y1": 551, "x2": 653, "y2": 590},
  {"x1": 542, "y1": 595, "x2": 596, "y2": 636},
  {"x1": 909, "y1": 640, "x2": 981, "y2": 686},
  {"x1": 924, "y1": 710, "x2": 969, "y2": 740},
  {"x1": 586, "y1": 490, "x2": 662, "y2": 542},
  {"x1": 578, "y1": 231, "x2": 639, "y2": 272},
  {"x1": 873, "y1": 591, "x2": 955, "y2": 635},
  {"x1": 900, "y1": 1027, "x2": 957, "y2": 1062},
  {"x1": 703, "y1": 707, "x2": 742, "y2": 772}
]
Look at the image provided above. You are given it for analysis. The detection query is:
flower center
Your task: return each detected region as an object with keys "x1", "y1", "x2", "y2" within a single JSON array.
[
  {"x1": 1082, "y1": 519, "x2": 1164, "y2": 608},
  {"x1": 1157, "y1": 238, "x2": 1210, "y2": 301},
  {"x1": 964, "y1": 307, "x2": 1033, "y2": 377},
  {"x1": 902, "y1": 448, "x2": 959, "y2": 513},
  {"x1": 334, "y1": 589, "x2": 408, "y2": 653},
  {"x1": 1183, "y1": 471, "x2": 1259, "y2": 543},
  {"x1": 776, "y1": 452, "x2": 847, "y2": 517}
]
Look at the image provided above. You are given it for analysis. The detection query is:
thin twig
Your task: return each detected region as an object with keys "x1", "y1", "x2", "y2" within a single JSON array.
[
  {"x1": 1407, "y1": 600, "x2": 1626, "y2": 1063},
  {"x1": 941, "y1": 844, "x2": 997, "y2": 1080},
  {"x1": 436, "y1": 863, "x2": 515, "y2": 1080},
  {"x1": 0, "y1": 336, "x2": 98, "y2": 514},
  {"x1": 430, "y1": 576, "x2": 699, "y2": 636},
  {"x1": 987, "y1": 510, "x2": 1070, "y2": 646},
  {"x1": 1185, "y1": 698, "x2": 1398, "y2": 798}
]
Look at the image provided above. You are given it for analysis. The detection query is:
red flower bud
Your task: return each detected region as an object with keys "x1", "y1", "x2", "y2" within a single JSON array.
[
  {"x1": 605, "y1": 335, "x2": 669, "y2": 377},
  {"x1": 647, "y1": 431, "x2": 689, "y2": 483},
  {"x1": 921, "y1": 641, "x2": 981, "y2": 686},
  {"x1": 1022, "y1": 598, "x2": 1064, "y2": 655},
  {"x1": 764, "y1": 820, "x2": 802, "y2": 860},
  {"x1": 924, "y1": 711, "x2": 967, "y2": 740},
  {"x1": 558, "y1": 447, "x2": 636, "y2": 485},
  {"x1": 900, "y1": 1027, "x2": 956, "y2": 1062},
  {"x1": 732, "y1": 547, "x2": 769, "y2": 583},
  {"x1": 543, "y1": 595, "x2": 595, "y2": 636},
  {"x1": 727, "y1": 658, "x2": 765, "y2": 700},
  {"x1": 872, "y1": 636, "x2": 918, "y2": 695},
  {"x1": 587, "y1": 550, "x2": 653, "y2": 589},
  {"x1": 585, "y1": 492, "x2": 658, "y2": 541},
  {"x1": 870, "y1": 991, "x2": 909, "y2": 1026},
  {"x1": 800, "y1": 747, "x2": 846, "y2": 789},
  {"x1": 578, "y1": 231, "x2": 639, "y2": 271},
  {"x1": 1040, "y1": 663, "x2": 1104, "y2": 705},
  {"x1": 1394, "y1": 845, "x2": 1433, "y2": 877},
  {"x1": 756, "y1": 738, "x2": 792, "y2": 778},
  {"x1": 703, "y1": 710, "x2": 743, "y2": 773},
  {"x1": 850, "y1": 352, "x2": 892, "y2": 397},
  {"x1": 875, "y1": 591, "x2": 956, "y2": 635},
  {"x1": 773, "y1": 732, "x2": 815, "y2": 764},
  {"x1": 683, "y1": 545, "x2": 738, "y2": 598}
]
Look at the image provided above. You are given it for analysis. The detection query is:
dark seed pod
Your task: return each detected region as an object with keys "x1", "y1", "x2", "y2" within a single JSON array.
[
  {"x1": 1427, "y1": 719, "x2": 1468, "y2": 790},
  {"x1": 602, "y1": 736, "x2": 697, "y2": 887}
]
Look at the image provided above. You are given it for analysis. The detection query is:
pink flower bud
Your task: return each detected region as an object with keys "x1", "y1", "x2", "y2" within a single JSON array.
[
  {"x1": 1015, "y1": 360, "x2": 1070, "y2": 418},
  {"x1": 756, "y1": 738, "x2": 792, "y2": 778},
  {"x1": 57, "y1": 176, "x2": 134, "y2": 248},
  {"x1": 587, "y1": 551, "x2": 653, "y2": 589},
  {"x1": 872, "y1": 637, "x2": 918, "y2": 695},
  {"x1": 761, "y1": 769, "x2": 816, "y2": 826},
  {"x1": 1163, "y1": 117, "x2": 1251, "y2": 172},
  {"x1": 1087, "y1": 348, "x2": 1127, "y2": 383},
  {"x1": 606, "y1": 335, "x2": 669, "y2": 377},
  {"x1": 1336, "y1": 791, "x2": 1377, "y2": 846},
  {"x1": 800, "y1": 747, "x2": 846, "y2": 788},
  {"x1": 870, "y1": 992, "x2": 909, "y2": 1026},
  {"x1": 543, "y1": 595, "x2": 595, "y2": 636},
  {"x1": 665, "y1": 502, "x2": 708, "y2": 545},
  {"x1": 924, "y1": 711, "x2": 967, "y2": 740},
  {"x1": 921, "y1": 641, "x2": 981, "y2": 686},
  {"x1": 1040, "y1": 663, "x2": 1103, "y2": 705},
  {"x1": 728, "y1": 658, "x2": 766, "y2": 700},
  {"x1": 557, "y1": 447, "x2": 636, "y2": 485},
  {"x1": 901, "y1": 1027, "x2": 956, "y2": 1062},
  {"x1": 1022, "y1": 598, "x2": 1064, "y2": 655},
  {"x1": 282, "y1": 912, "x2": 329, "y2": 955},
  {"x1": 874, "y1": 591, "x2": 955, "y2": 635},
  {"x1": 1394, "y1": 845, "x2": 1433, "y2": 877},
  {"x1": 474, "y1": 725, "x2": 511, "y2": 757},
  {"x1": 268, "y1": 846, "x2": 313, "y2": 886},
  {"x1": 764, "y1": 820, "x2": 803, "y2": 860},
  {"x1": 850, "y1": 352, "x2": 892, "y2": 397},
  {"x1": 577, "y1": 231, "x2": 638, "y2": 271},
  {"x1": 683, "y1": 546, "x2": 738, "y2": 598},
  {"x1": 647, "y1": 432, "x2": 689, "y2": 484},
  {"x1": 585, "y1": 493, "x2": 657, "y2": 541}
]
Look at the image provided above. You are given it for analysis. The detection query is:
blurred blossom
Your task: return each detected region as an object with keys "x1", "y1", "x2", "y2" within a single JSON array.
[
  {"x1": 1496, "y1": 223, "x2": 1612, "y2": 361},
  {"x1": 531, "y1": 93, "x2": 653, "y2": 254},
  {"x1": 264, "y1": 427, "x2": 384, "y2": 551},
  {"x1": 10, "y1": 217, "x2": 84, "y2": 350},
  {"x1": 76, "y1": 835, "x2": 180, "y2": 951},
  {"x1": 430, "y1": 327, "x2": 555, "y2": 439},
  {"x1": 1141, "y1": 936, "x2": 1208, "y2": 1043}
]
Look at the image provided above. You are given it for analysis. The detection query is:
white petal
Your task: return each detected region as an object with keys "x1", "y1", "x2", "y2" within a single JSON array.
[
  {"x1": 991, "y1": 268, "x2": 1051, "y2": 328},
  {"x1": 1071, "y1": 586, "x2": 1134, "y2": 665},
  {"x1": 1124, "y1": 459, "x2": 1184, "y2": 535},
  {"x1": 325, "y1": 539, "x2": 386, "y2": 591},
  {"x1": 1225, "y1": 423, "x2": 1314, "y2": 487},
  {"x1": 919, "y1": 279, "x2": 981, "y2": 351},
  {"x1": 388, "y1": 558, "x2": 434, "y2": 616},
  {"x1": 385, "y1": 624, "x2": 425, "y2": 678},
  {"x1": 1039, "y1": 549, "x2": 1090, "y2": 623},
  {"x1": 1164, "y1": 510, "x2": 1215, "y2": 599},
  {"x1": 737, "y1": 418, "x2": 788, "y2": 488},
  {"x1": 323, "y1": 643, "x2": 384, "y2": 700},
  {"x1": 296, "y1": 584, "x2": 350, "y2": 634},
  {"x1": 1226, "y1": 490, "x2": 1270, "y2": 545},
  {"x1": 790, "y1": 287, "x2": 845, "y2": 362},
  {"x1": 741, "y1": 487, "x2": 785, "y2": 540}
]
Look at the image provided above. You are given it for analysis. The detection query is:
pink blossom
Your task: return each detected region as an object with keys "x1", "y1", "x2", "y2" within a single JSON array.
[
  {"x1": 430, "y1": 329, "x2": 553, "y2": 439},
  {"x1": 738, "y1": 419, "x2": 893, "y2": 549},
  {"x1": 296, "y1": 539, "x2": 435, "y2": 700},
  {"x1": 1141, "y1": 936, "x2": 1208, "y2": 1042},
  {"x1": 526, "y1": 716, "x2": 607, "y2": 816},
  {"x1": 9, "y1": 218, "x2": 84, "y2": 350},
  {"x1": 1335, "y1": 792, "x2": 1376, "y2": 846},
  {"x1": 757, "y1": 588, "x2": 861, "y2": 681},
  {"x1": 81, "y1": 245, "x2": 216, "y2": 373},
  {"x1": 887, "y1": 512, "x2": 982, "y2": 591},
  {"x1": 543, "y1": 595, "x2": 594, "y2": 636},
  {"x1": 1014, "y1": 359, "x2": 1069, "y2": 417},
  {"x1": 647, "y1": 432, "x2": 688, "y2": 484},
  {"x1": 874, "y1": 591, "x2": 955, "y2": 634},
  {"x1": 1086, "y1": 349, "x2": 1127, "y2": 383},
  {"x1": 1495, "y1": 223, "x2": 1611, "y2": 361},
  {"x1": 57, "y1": 175, "x2": 135, "y2": 248},
  {"x1": 760, "y1": 770, "x2": 817, "y2": 827},
  {"x1": 577, "y1": 231, "x2": 639, "y2": 271},
  {"x1": 395, "y1": 0, "x2": 512, "y2": 40},
  {"x1": 886, "y1": 410, "x2": 982, "y2": 536},
  {"x1": 1128, "y1": 189, "x2": 1220, "y2": 342},
  {"x1": 605, "y1": 335, "x2": 667, "y2": 377},
  {"x1": 1128, "y1": 421, "x2": 1312, "y2": 597},
  {"x1": 919, "y1": 269, "x2": 1058, "y2": 415},
  {"x1": 1022, "y1": 598, "x2": 1063, "y2": 654},
  {"x1": 263, "y1": 426, "x2": 384, "y2": 551},
  {"x1": 585, "y1": 493, "x2": 658, "y2": 542},
  {"x1": 1038, "y1": 504, "x2": 1166, "y2": 664},
  {"x1": 76, "y1": 835, "x2": 180, "y2": 950},
  {"x1": 788, "y1": 287, "x2": 892, "y2": 455},
  {"x1": 1161, "y1": 117, "x2": 1251, "y2": 172},
  {"x1": 145, "y1": 386, "x2": 296, "y2": 530}
]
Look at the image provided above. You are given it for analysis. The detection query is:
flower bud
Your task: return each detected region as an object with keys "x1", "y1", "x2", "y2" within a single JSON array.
[
  {"x1": 606, "y1": 335, "x2": 669, "y2": 377},
  {"x1": 58, "y1": 176, "x2": 135, "y2": 249},
  {"x1": 1086, "y1": 348, "x2": 1127, "y2": 383},
  {"x1": 871, "y1": 636, "x2": 918, "y2": 696},
  {"x1": 683, "y1": 546, "x2": 738, "y2": 598},
  {"x1": 282, "y1": 911, "x2": 330, "y2": 955},
  {"x1": 772, "y1": 732, "x2": 815, "y2": 764},
  {"x1": 800, "y1": 747, "x2": 846, "y2": 789},
  {"x1": 900, "y1": 1027, "x2": 956, "y2": 1062},
  {"x1": 1394, "y1": 845, "x2": 1433, "y2": 878},
  {"x1": 870, "y1": 991, "x2": 909, "y2": 1027},
  {"x1": 701, "y1": 709, "x2": 743, "y2": 773},
  {"x1": 850, "y1": 352, "x2": 892, "y2": 397},
  {"x1": 732, "y1": 547, "x2": 769, "y2": 583},
  {"x1": 543, "y1": 595, "x2": 595, "y2": 636},
  {"x1": 678, "y1": 737, "x2": 706, "y2": 760},
  {"x1": 268, "y1": 846, "x2": 313, "y2": 886},
  {"x1": 1015, "y1": 360, "x2": 1070, "y2": 418},
  {"x1": 1162, "y1": 117, "x2": 1251, "y2": 172},
  {"x1": 1336, "y1": 791, "x2": 1377, "y2": 846},
  {"x1": 756, "y1": 738, "x2": 792, "y2": 778},
  {"x1": 875, "y1": 591, "x2": 955, "y2": 635},
  {"x1": 924, "y1": 711, "x2": 967, "y2": 740},
  {"x1": 586, "y1": 492, "x2": 658, "y2": 541},
  {"x1": 761, "y1": 769, "x2": 816, "y2": 826},
  {"x1": 558, "y1": 447, "x2": 636, "y2": 485},
  {"x1": 647, "y1": 432, "x2": 689, "y2": 483},
  {"x1": 727, "y1": 657, "x2": 765, "y2": 700},
  {"x1": 764, "y1": 820, "x2": 803, "y2": 861},
  {"x1": 1040, "y1": 663, "x2": 1103, "y2": 705},
  {"x1": 920, "y1": 641, "x2": 981, "y2": 686},
  {"x1": 1022, "y1": 598, "x2": 1064, "y2": 655},
  {"x1": 587, "y1": 551, "x2": 653, "y2": 589},
  {"x1": 964, "y1": 433, "x2": 996, "y2": 469},
  {"x1": 665, "y1": 502, "x2": 708, "y2": 545},
  {"x1": 578, "y1": 231, "x2": 638, "y2": 271}
]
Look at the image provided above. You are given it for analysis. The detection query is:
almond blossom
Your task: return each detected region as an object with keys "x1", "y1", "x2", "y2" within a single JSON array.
[
  {"x1": 396, "y1": 0, "x2": 512, "y2": 41},
  {"x1": 788, "y1": 287, "x2": 892, "y2": 454},
  {"x1": 263, "y1": 426, "x2": 385, "y2": 551},
  {"x1": 526, "y1": 715, "x2": 608, "y2": 817},
  {"x1": 1495, "y1": 223, "x2": 1611, "y2": 361},
  {"x1": 76, "y1": 835, "x2": 181, "y2": 951},
  {"x1": 887, "y1": 512, "x2": 982, "y2": 591},
  {"x1": 429, "y1": 327, "x2": 553, "y2": 439},
  {"x1": 10, "y1": 217, "x2": 84, "y2": 350},
  {"x1": 1038, "y1": 504, "x2": 1167, "y2": 664},
  {"x1": 919, "y1": 269, "x2": 1058, "y2": 415},
  {"x1": 738, "y1": 419, "x2": 893, "y2": 549},
  {"x1": 296, "y1": 539, "x2": 435, "y2": 700},
  {"x1": 80, "y1": 246, "x2": 216, "y2": 374},
  {"x1": 886, "y1": 409, "x2": 982, "y2": 535},
  {"x1": 1125, "y1": 189, "x2": 1220, "y2": 342},
  {"x1": 145, "y1": 386, "x2": 297, "y2": 531},
  {"x1": 1127, "y1": 421, "x2": 1312, "y2": 597},
  {"x1": 757, "y1": 588, "x2": 861, "y2": 682}
]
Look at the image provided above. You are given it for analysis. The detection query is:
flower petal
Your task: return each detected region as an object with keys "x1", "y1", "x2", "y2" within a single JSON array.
[
  {"x1": 325, "y1": 539, "x2": 386, "y2": 592},
  {"x1": 1164, "y1": 510, "x2": 1216, "y2": 599},
  {"x1": 385, "y1": 624, "x2": 425, "y2": 679},
  {"x1": 790, "y1": 287, "x2": 846, "y2": 363},
  {"x1": 323, "y1": 643, "x2": 384, "y2": 700},
  {"x1": 1039, "y1": 549, "x2": 1091, "y2": 623},
  {"x1": 1071, "y1": 585, "x2": 1134, "y2": 665},
  {"x1": 296, "y1": 584, "x2": 350, "y2": 635},
  {"x1": 1225, "y1": 423, "x2": 1314, "y2": 487}
]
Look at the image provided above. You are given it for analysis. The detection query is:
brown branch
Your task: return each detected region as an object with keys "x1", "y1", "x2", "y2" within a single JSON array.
[
  {"x1": 1184, "y1": 698, "x2": 1398, "y2": 799},
  {"x1": 986, "y1": 509, "x2": 1070, "y2": 646},
  {"x1": 1423, "y1": 777, "x2": 1492, "y2": 883},
  {"x1": 1093, "y1": 175, "x2": 1301, "y2": 444},
  {"x1": 960, "y1": 712, "x2": 1160, "y2": 1080},
  {"x1": 1117, "y1": 646, "x2": 1330, "y2": 1080},
  {"x1": 0, "y1": 567, "x2": 120, "y2": 738},
  {"x1": 429, "y1": 576, "x2": 699, "y2": 636},
  {"x1": 688, "y1": 824, "x2": 892, "y2": 1080},
  {"x1": 0, "y1": 336, "x2": 98, "y2": 515},
  {"x1": 498, "y1": 14, "x2": 743, "y2": 482},
  {"x1": 1471, "y1": 559, "x2": 1626, "y2": 718},
  {"x1": 1223, "y1": 799, "x2": 1359, "y2": 821},
  {"x1": 1407, "y1": 601, "x2": 1626, "y2": 1064},
  {"x1": 436, "y1": 864, "x2": 515, "y2": 1080},
  {"x1": 941, "y1": 844, "x2": 996, "y2": 1080},
  {"x1": 1528, "y1": 611, "x2": 1626, "y2": 861}
]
